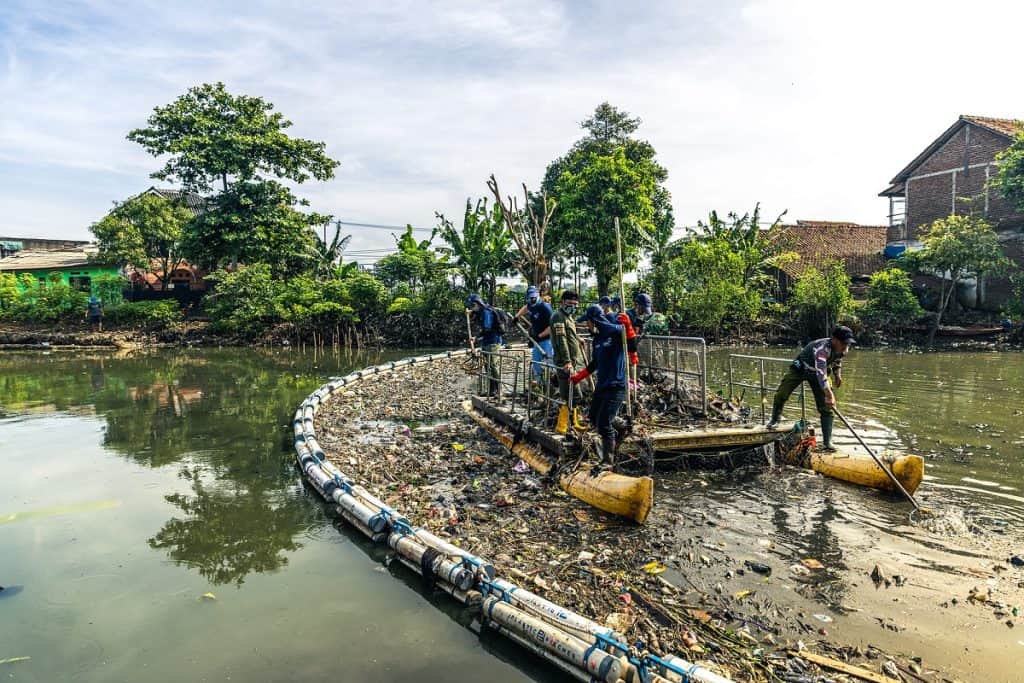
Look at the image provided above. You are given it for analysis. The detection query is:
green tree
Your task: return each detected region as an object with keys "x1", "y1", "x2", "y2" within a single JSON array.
[
  {"x1": 554, "y1": 148, "x2": 656, "y2": 292},
  {"x1": 204, "y1": 264, "x2": 282, "y2": 335},
  {"x1": 128, "y1": 82, "x2": 338, "y2": 194},
  {"x1": 907, "y1": 214, "x2": 1009, "y2": 344},
  {"x1": 862, "y1": 268, "x2": 924, "y2": 332},
  {"x1": 664, "y1": 238, "x2": 760, "y2": 340},
  {"x1": 697, "y1": 204, "x2": 793, "y2": 293},
  {"x1": 436, "y1": 198, "x2": 513, "y2": 303},
  {"x1": 90, "y1": 193, "x2": 193, "y2": 289},
  {"x1": 182, "y1": 181, "x2": 323, "y2": 277},
  {"x1": 788, "y1": 262, "x2": 853, "y2": 337},
  {"x1": 0, "y1": 273, "x2": 19, "y2": 312},
  {"x1": 992, "y1": 126, "x2": 1024, "y2": 212},
  {"x1": 312, "y1": 221, "x2": 352, "y2": 280},
  {"x1": 542, "y1": 103, "x2": 670, "y2": 292},
  {"x1": 374, "y1": 226, "x2": 448, "y2": 292}
]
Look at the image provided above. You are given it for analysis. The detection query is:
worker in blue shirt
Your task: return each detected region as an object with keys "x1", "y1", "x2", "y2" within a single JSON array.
[
  {"x1": 466, "y1": 294, "x2": 503, "y2": 396},
  {"x1": 569, "y1": 304, "x2": 627, "y2": 468},
  {"x1": 515, "y1": 285, "x2": 553, "y2": 383}
]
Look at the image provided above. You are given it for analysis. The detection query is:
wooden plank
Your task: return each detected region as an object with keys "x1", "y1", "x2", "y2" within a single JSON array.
[
  {"x1": 619, "y1": 425, "x2": 781, "y2": 453},
  {"x1": 470, "y1": 395, "x2": 575, "y2": 458},
  {"x1": 788, "y1": 650, "x2": 899, "y2": 683}
]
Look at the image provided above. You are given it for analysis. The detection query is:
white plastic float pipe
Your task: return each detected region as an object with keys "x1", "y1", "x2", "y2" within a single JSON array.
[{"x1": 482, "y1": 596, "x2": 627, "y2": 683}]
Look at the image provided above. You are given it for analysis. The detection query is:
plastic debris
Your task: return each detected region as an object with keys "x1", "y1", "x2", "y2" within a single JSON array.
[
  {"x1": 0, "y1": 657, "x2": 31, "y2": 666},
  {"x1": 642, "y1": 561, "x2": 667, "y2": 575},
  {"x1": 200, "y1": 592, "x2": 217, "y2": 602},
  {"x1": 801, "y1": 558, "x2": 825, "y2": 570}
]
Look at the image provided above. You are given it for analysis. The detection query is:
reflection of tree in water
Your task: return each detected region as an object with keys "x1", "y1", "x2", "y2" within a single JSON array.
[
  {"x1": 0, "y1": 348, "x2": 388, "y2": 586},
  {"x1": 149, "y1": 466, "x2": 318, "y2": 586}
]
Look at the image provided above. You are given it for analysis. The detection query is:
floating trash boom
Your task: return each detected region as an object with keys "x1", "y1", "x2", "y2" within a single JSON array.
[{"x1": 293, "y1": 349, "x2": 734, "y2": 683}]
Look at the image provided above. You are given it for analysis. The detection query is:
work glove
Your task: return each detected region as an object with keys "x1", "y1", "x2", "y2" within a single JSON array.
[
  {"x1": 628, "y1": 351, "x2": 639, "y2": 366},
  {"x1": 569, "y1": 369, "x2": 591, "y2": 385}
]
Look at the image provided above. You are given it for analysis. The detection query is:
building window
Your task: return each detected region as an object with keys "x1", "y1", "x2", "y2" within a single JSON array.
[{"x1": 69, "y1": 275, "x2": 92, "y2": 292}]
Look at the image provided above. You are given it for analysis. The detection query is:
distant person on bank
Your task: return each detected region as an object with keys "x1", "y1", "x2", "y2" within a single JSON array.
[
  {"x1": 86, "y1": 296, "x2": 104, "y2": 332},
  {"x1": 766, "y1": 326, "x2": 856, "y2": 452}
]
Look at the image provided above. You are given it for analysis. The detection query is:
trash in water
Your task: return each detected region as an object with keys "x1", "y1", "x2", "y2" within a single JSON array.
[
  {"x1": 744, "y1": 560, "x2": 772, "y2": 576},
  {"x1": 813, "y1": 614, "x2": 833, "y2": 623},
  {"x1": 0, "y1": 657, "x2": 31, "y2": 666},
  {"x1": 801, "y1": 558, "x2": 825, "y2": 570},
  {"x1": 200, "y1": 592, "x2": 217, "y2": 602},
  {"x1": 643, "y1": 561, "x2": 667, "y2": 575}
]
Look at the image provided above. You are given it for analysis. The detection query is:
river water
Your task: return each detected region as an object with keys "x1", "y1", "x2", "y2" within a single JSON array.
[{"x1": 1, "y1": 347, "x2": 1021, "y2": 681}]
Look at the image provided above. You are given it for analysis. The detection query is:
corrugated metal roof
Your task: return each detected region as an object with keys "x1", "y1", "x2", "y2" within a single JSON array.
[
  {"x1": 0, "y1": 246, "x2": 111, "y2": 272},
  {"x1": 142, "y1": 187, "x2": 207, "y2": 215}
]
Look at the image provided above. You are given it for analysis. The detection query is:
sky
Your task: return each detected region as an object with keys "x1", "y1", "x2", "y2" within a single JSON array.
[{"x1": 2, "y1": 0, "x2": 1023, "y2": 265}]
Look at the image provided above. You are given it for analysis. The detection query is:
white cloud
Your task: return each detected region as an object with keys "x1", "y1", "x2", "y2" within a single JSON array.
[{"x1": 1, "y1": 0, "x2": 1023, "y2": 265}]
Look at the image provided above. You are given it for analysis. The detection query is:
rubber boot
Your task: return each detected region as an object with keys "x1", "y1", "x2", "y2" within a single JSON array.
[
  {"x1": 766, "y1": 413, "x2": 781, "y2": 430},
  {"x1": 555, "y1": 406, "x2": 569, "y2": 435},
  {"x1": 819, "y1": 413, "x2": 835, "y2": 451},
  {"x1": 571, "y1": 407, "x2": 587, "y2": 431}
]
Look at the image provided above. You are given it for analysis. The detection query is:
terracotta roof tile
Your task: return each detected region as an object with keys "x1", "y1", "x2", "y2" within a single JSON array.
[
  {"x1": 773, "y1": 222, "x2": 888, "y2": 279},
  {"x1": 961, "y1": 115, "x2": 1024, "y2": 138}
]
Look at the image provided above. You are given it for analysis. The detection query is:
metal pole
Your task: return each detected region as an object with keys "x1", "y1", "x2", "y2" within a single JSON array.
[
  {"x1": 834, "y1": 407, "x2": 921, "y2": 511},
  {"x1": 727, "y1": 356, "x2": 734, "y2": 401},
  {"x1": 700, "y1": 340, "x2": 708, "y2": 415},
  {"x1": 759, "y1": 359, "x2": 767, "y2": 424}
]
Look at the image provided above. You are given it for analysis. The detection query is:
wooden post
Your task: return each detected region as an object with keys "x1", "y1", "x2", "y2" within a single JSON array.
[{"x1": 615, "y1": 217, "x2": 633, "y2": 417}]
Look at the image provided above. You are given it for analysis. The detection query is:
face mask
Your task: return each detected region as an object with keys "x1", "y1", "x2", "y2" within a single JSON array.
[
  {"x1": 473, "y1": 304, "x2": 482, "y2": 312},
  {"x1": 528, "y1": 296, "x2": 539, "y2": 306},
  {"x1": 563, "y1": 303, "x2": 578, "y2": 315}
]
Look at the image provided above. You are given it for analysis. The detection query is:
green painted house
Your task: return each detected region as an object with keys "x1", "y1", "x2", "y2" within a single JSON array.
[{"x1": 0, "y1": 246, "x2": 121, "y2": 295}]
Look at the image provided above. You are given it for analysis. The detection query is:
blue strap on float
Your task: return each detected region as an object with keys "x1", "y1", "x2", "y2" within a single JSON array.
[
  {"x1": 375, "y1": 505, "x2": 415, "y2": 537},
  {"x1": 642, "y1": 653, "x2": 698, "y2": 682}
]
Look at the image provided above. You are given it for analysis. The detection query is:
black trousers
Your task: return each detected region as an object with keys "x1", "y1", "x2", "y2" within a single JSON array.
[{"x1": 589, "y1": 385, "x2": 627, "y2": 448}]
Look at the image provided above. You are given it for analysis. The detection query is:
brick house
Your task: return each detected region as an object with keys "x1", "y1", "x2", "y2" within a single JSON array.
[
  {"x1": 880, "y1": 115, "x2": 1024, "y2": 308},
  {"x1": 771, "y1": 221, "x2": 888, "y2": 299}
]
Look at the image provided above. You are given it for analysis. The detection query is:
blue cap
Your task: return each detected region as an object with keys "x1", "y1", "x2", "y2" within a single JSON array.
[
  {"x1": 89, "y1": 296, "x2": 99, "y2": 303},
  {"x1": 597, "y1": 296, "x2": 612, "y2": 307},
  {"x1": 634, "y1": 292, "x2": 652, "y2": 314},
  {"x1": 611, "y1": 296, "x2": 622, "y2": 307},
  {"x1": 577, "y1": 304, "x2": 605, "y2": 323},
  {"x1": 526, "y1": 286, "x2": 539, "y2": 300},
  {"x1": 465, "y1": 294, "x2": 484, "y2": 308}
]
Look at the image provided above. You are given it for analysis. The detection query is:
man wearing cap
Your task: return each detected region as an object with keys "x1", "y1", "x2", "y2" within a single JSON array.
[
  {"x1": 466, "y1": 294, "x2": 503, "y2": 396},
  {"x1": 516, "y1": 286, "x2": 553, "y2": 382},
  {"x1": 627, "y1": 292, "x2": 654, "y2": 333},
  {"x1": 766, "y1": 326, "x2": 856, "y2": 451},
  {"x1": 569, "y1": 304, "x2": 628, "y2": 467},
  {"x1": 550, "y1": 290, "x2": 587, "y2": 433}
]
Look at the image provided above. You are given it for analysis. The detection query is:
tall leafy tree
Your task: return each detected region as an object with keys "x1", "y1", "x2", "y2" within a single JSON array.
[
  {"x1": 554, "y1": 148, "x2": 656, "y2": 292},
  {"x1": 182, "y1": 181, "x2": 323, "y2": 278},
  {"x1": 90, "y1": 193, "x2": 193, "y2": 289},
  {"x1": 128, "y1": 82, "x2": 338, "y2": 277},
  {"x1": 436, "y1": 198, "x2": 513, "y2": 303},
  {"x1": 128, "y1": 82, "x2": 338, "y2": 193},
  {"x1": 542, "y1": 103, "x2": 670, "y2": 293}
]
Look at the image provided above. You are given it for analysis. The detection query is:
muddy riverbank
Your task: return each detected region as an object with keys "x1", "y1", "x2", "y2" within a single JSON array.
[{"x1": 314, "y1": 354, "x2": 1024, "y2": 682}]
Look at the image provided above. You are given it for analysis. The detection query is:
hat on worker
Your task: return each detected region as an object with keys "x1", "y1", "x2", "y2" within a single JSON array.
[
  {"x1": 577, "y1": 304, "x2": 606, "y2": 324},
  {"x1": 832, "y1": 325, "x2": 856, "y2": 345}
]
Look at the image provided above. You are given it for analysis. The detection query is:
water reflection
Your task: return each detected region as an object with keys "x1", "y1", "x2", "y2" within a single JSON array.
[{"x1": 0, "y1": 348, "x2": 389, "y2": 587}]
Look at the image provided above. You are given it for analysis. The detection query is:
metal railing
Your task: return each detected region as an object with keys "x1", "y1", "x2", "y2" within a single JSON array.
[
  {"x1": 637, "y1": 335, "x2": 708, "y2": 415},
  {"x1": 726, "y1": 354, "x2": 805, "y2": 425},
  {"x1": 475, "y1": 345, "x2": 583, "y2": 430}
]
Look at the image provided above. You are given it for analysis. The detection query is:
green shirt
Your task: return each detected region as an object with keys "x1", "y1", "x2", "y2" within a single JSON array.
[{"x1": 550, "y1": 308, "x2": 585, "y2": 368}]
